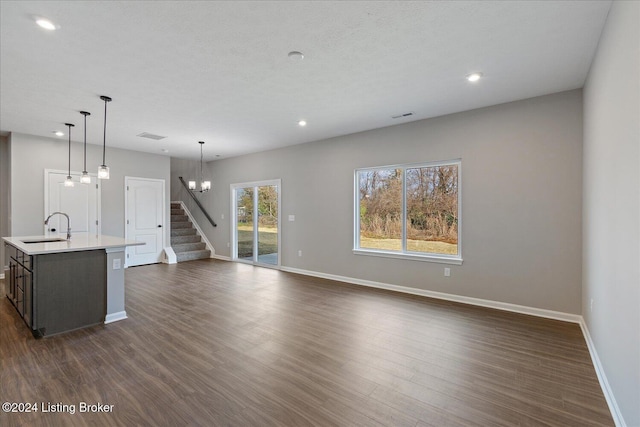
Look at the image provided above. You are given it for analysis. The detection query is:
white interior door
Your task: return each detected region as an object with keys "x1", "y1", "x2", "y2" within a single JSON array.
[
  {"x1": 46, "y1": 171, "x2": 100, "y2": 235},
  {"x1": 126, "y1": 177, "x2": 165, "y2": 267}
]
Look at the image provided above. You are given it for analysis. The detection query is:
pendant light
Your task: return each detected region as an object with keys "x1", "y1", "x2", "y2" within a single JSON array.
[
  {"x1": 80, "y1": 111, "x2": 91, "y2": 184},
  {"x1": 64, "y1": 123, "x2": 75, "y2": 187},
  {"x1": 188, "y1": 141, "x2": 211, "y2": 192},
  {"x1": 98, "y1": 95, "x2": 112, "y2": 179}
]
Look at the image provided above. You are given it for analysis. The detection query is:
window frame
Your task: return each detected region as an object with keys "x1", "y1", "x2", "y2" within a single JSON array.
[{"x1": 353, "y1": 159, "x2": 463, "y2": 265}]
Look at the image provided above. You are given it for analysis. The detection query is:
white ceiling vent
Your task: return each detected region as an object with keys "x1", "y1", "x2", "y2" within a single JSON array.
[
  {"x1": 137, "y1": 132, "x2": 167, "y2": 140},
  {"x1": 391, "y1": 112, "x2": 414, "y2": 119}
]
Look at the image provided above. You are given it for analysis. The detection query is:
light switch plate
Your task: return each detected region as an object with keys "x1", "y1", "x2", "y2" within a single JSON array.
[
  {"x1": 289, "y1": 215, "x2": 295, "y2": 221},
  {"x1": 113, "y1": 259, "x2": 121, "y2": 270}
]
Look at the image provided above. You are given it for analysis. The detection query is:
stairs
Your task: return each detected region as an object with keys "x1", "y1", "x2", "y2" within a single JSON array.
[{"x1": 171, "y1": 203, "x2": 211, "y2": 262}]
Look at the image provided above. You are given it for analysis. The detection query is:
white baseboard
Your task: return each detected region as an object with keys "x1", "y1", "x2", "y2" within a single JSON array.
[
  {"x1": 280, "y1": 266, "x2": 581, "y2": 323},
  {"x1": 104, "y1": 311, "x2": 128, "y2": 324},
  {"x1": 579, "y1": 319, "x2": 626, "y2": 427},
  {"x1": 210, "y1": 253, "x2": 231, "y2": 261},
  {"x1": 0, "y1": 273, "x2": 4, "y2": 280}
]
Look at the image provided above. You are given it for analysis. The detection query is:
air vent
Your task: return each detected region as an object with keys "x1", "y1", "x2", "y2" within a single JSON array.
[
  {"x1": 391, "y1": 112, "x2": 414, "y2": 119},
  {"x1": 137, "y1": 132, "x2": 167, "y2": 140}
]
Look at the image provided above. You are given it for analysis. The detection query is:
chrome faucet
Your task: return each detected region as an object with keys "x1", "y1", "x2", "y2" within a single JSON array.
[{"x1": 45, "y1": 212, "x2": 71, "y2": 240}]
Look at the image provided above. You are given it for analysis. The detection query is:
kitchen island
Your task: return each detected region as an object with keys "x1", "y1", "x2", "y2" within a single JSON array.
[{"x1": 3, "y1": 234, "x2": 143, "y2": 337}]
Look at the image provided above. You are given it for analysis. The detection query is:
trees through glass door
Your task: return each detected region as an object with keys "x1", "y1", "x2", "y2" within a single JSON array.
[{"x1": 232, "y1": 180, "x2": 280, "y2": 267}]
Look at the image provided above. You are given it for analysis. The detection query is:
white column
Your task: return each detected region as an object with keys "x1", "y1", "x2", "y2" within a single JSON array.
[{"x1": 104, "y1": 247, "x2": 127, "y2": 323}]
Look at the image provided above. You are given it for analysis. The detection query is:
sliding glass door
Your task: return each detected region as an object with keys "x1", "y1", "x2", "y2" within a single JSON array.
[
  {"x1": 235, "y1": 186, "x2": 255, "y2": 261},
  {"x1": 232, "y1": 180, "x2": 280, "y2": 267}
]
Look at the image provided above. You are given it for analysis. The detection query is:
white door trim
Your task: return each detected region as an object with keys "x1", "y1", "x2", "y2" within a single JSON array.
[
  {"x1": 44, "y1": 169, "x2": 102, "y2": 235},
  {"x1": 124, "y1": 176, "x2": 166, "y2": 267}
]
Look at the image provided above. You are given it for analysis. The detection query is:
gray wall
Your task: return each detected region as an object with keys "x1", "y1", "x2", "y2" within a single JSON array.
[
  {"x1": 8, "y1": 133, "x2": 171, "y2": 247},
  {"x1": 583, "y1": 1, "x2": 639, "y2": 425},
  {"x1": 0, "y1": 135, "x2": 10, "y2": 270},
  {"x1": 172, "y1": 90, "x2": 583, "y2": 314}
]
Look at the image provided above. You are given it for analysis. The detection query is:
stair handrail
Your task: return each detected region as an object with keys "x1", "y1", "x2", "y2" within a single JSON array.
[{"x1": 178, "y1": 176, "x2": 217, "y2": 227}]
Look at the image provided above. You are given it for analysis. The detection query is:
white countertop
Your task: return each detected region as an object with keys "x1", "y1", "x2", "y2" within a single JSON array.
[{"x1": 2, "y1": 233, "x2": 145, "y2": 255}]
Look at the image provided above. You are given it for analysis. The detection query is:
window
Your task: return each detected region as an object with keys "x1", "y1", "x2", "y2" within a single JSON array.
[{"x1": 354, "y1": 160, "x2": 462, "y2": 264}]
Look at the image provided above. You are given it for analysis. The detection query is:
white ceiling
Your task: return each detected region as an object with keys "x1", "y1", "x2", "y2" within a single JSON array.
[{"x1": 0, "y1": 1, "x2": 611, "y2": 161}]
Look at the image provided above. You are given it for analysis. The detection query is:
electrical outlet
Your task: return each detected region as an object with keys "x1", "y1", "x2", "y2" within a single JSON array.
[
  {"x1": 221, "y1": 213, "x2": 224, "y2": 219},
  {"x1": 444, "y1": 267, "x2": 451, "y2": 277},
  {"x1": 113, "y1": 259, "x2": 121, "y2": 270},
  {"x1": 298, "y1": 250, "x2": 302, "y2": 257},
  {"x1": 289, "y1": 215, "x2": 296, "y2": 222},
  {"x1": 227, "y1": 242, "x2": 230, "y2": 248}
]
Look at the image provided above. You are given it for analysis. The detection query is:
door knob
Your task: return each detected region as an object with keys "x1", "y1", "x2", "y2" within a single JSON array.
[{"x1": 158, "y1": 225, "x2": 162, "y2": 228}]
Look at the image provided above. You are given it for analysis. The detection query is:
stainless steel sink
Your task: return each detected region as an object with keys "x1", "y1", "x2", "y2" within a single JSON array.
[{"x1": 21, "y1": 238, "x2": 68, "y2": 244}]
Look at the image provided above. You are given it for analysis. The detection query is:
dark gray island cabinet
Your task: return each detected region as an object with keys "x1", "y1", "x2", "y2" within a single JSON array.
[{"x1": 3, "y1": 234, "x2": 144, "y2": 337}]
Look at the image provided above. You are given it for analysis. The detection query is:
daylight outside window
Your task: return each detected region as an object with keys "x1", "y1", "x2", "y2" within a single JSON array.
[{"x1": 355, "y1": 160, "x2": 462, "y2": 264}]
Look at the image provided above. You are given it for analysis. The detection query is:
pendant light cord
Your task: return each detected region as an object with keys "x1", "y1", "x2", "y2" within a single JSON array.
[
  {"x1": 99, "y1": 95, "x2": 112, "y2": 166},
  {"x1": 200, "y1": 143, "x2": 203, "y2": 184},
  {"x1": 83, "y1": 113, "x2": 87, "y2": 171},
  {"x1": 68, "y1": 125, "x2": 72, "y2": 176},
  {"x1": 102, "y1": 98, "x2": 107, "y2": 165}
]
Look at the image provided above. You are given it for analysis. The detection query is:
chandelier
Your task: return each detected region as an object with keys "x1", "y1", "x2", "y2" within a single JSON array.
[{"x1": 188, "y1": 141, "x2": 211, "y2": 193}]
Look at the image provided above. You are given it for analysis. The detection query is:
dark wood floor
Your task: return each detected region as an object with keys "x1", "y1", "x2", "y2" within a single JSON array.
[{"x1": 1, "y1": 260, "x2": 613, "y2": 426}]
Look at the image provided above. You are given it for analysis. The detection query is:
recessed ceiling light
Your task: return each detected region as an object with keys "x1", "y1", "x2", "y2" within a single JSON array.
[
  {"x1": 53, "y1": 130, "x2": 64, "y2": 137},
  {"x1": 288, "y1": 51, "x2": 304, "y2": 61},
  {"x1": 35, "y1": 18, "x2": 57, "y2": 31},
  {"x1": 298, "y1": 120, "x2": 307, "y2": 127},
  {"x1": 467, "y1": 72, "x2": 483, "y2": 82},
  {"x1": 161, "y1": 149, "x2": 169, "y2": 153}
]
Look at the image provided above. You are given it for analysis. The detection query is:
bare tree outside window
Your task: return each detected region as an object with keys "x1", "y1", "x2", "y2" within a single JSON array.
[
  {"x1": 356, "y1": 161, "x2": 460, "y2": 259},
  {"x1": 406, "y1": 165, "x2": 458, "y2": 254},
  {"x1": 358, "y1": 168, "x2": 402, "y2": 250}
]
